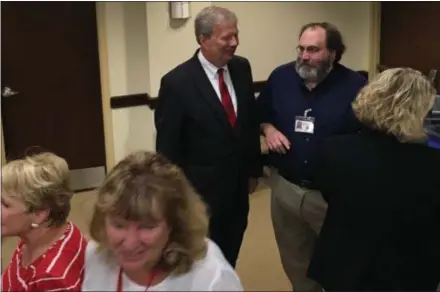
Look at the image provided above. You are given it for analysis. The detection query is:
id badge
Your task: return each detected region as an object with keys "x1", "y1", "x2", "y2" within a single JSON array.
[{"x1": 295, "y1": 109, "x2": 315, "y2": 134}]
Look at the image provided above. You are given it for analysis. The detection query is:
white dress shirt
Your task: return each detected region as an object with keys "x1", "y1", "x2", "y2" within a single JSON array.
[{"x1": 197, "y1": 50, "x2": 238, "y2": 114}]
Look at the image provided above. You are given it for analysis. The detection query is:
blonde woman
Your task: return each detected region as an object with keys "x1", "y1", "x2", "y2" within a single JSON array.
[
  {"x1": 82, "y1": 151, "x2": 243, "y2": 291},
  {"x1": 1, "y1": 152, "x2": 87, "y2": 291},
  {"x1": 308, "y1": 68, "x2": 440, "y2": 291}
]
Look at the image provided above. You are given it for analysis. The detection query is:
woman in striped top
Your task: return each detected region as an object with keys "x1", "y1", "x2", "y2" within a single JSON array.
[{"x1": 1, "y1": 152, "x2": 87, "y2": 291}]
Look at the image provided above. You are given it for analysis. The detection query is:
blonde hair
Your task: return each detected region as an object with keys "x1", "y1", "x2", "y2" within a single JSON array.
[
  {"x1": 353, "y1": 67, "x2": 436, "y2": 142},
  {"x1": 1, "y1": 152, "x2": 72, "y2": 227},
  {"x1": 89, "y1": 151, "x2": 209, "y2": 275}
]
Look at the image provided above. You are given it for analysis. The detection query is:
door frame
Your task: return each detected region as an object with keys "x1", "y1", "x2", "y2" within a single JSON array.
[
  {"x1": 1, "y1": 3, "x2": 115, "y2": 170},
  {"x1": 1, "y1": 2, "x2": 382, "y2": 170},
  {"x1": 368, "y1": 2, "x2": 381, "y2": 80}
]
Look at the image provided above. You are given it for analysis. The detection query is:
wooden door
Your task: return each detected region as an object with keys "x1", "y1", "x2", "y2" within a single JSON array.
[
  {"x1": 1, "y1": 2, "x2": 106, "y2": 190},
  {"x1": 380, "y1": 2, "x2": 440, "y2": 91}
]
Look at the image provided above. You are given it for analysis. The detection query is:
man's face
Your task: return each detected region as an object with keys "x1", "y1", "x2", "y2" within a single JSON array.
[
  {"x1": 200, "y1": 20, "x2": 239, "y2": 66},
  {"x1": 295, "y1": 27, "x2": 335, "y2": 82}
]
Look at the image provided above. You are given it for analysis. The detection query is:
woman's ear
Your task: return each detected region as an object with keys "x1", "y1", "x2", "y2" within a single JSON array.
[{"x1": 31, "y1": 209, "x2": 50, "y2": 226}]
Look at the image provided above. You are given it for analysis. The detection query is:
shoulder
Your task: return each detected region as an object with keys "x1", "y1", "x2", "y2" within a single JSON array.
[
  {"x1": 85, "y1": 239, "x2": 99, "y2": 258},
  {"x1": 161, "y1": 56, "x2": 194, "y2": 85},
  {"x1": 262, "y1": 62, "x2": 297, "y2": 89},
  {"x1": 67, "y1": 223, "x2": 87, "y2": 245},
  {"x1": 334, "y1": 63, "x2": 367, "y2": 87},
  {"x1": 323, "y1": 130, "x2": 440, "y2": 161},
  {"x1": 269, "y1": 61, "x2": 296, "y2": 79},
  {"x1": 230, "y1": 55, "x2": 251, "y2": 68},
  {"x1": 165, "y1": 239, "x2": 243, "y2": 290},
  {"x1": 56, "y1": 222, "x2": 87, "y2": 257},
  {"x1": 41, "y1": 223, "x2": 87, "y2": 277},
  {"x1": 30, "y1": 225, "x2": 87, "y2": 292},
  {"x1": 184, "y1": 239, "x2": 243, "y2": 291},
  {"x1": 84, "y1": 240, "x2": 113, "y2": 270},
  {"x1": 82, "y1": 240, "x2": 119, "y2": 290}
]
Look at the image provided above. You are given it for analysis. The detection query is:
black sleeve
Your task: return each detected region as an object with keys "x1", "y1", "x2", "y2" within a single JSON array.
[
  {"x1": 315, "y1": 140, "x2": 331, "y2": 202},
  {"x1": 255, "y1": 72, "x2": 274, "y2": 125},
  {"x1": 245, "y1": 59, "x2": 263, "y2": 178},
  {"x1": 154, "y1": 76, "x2": 184, "y2": 167}
]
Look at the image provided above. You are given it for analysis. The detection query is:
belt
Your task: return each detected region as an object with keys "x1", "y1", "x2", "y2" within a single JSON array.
[{"x1": 279, "y1": 171, "x2": 318, "y2": 190}]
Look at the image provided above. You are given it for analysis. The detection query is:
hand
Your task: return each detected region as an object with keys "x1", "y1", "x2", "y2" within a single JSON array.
[
  {"x1": 248, "y1": 177, "x2": 258, "y2": 194},
  {"x1": 263, "y1": 124, "x2": 291, "y2": 154}
]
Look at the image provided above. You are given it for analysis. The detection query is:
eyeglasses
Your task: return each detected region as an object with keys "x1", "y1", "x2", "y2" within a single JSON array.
[{"x1": 296, "y1": 45, "x2": 321, "y2": 55}]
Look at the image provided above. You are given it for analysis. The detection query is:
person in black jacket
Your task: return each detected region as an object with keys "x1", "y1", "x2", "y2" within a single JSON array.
[
  {"x1": 154, "y1": 6, "x2": 261, "y2": 268},
  {"x1": 308, "y1": 67, "x2": 440, "y2": 291}
]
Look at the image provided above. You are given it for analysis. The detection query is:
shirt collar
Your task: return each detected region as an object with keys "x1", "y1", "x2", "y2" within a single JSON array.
[{"x1": 198, "y1": 50, "x2": 228, "y2": 78}]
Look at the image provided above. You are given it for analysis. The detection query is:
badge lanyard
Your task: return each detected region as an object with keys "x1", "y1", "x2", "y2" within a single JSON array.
[
  {"x1": 294, "y1": 108, "x2": 315, "y2": 134},
  {"x1": 117, "y1": 267, "x2": 158, "y2": 292}
]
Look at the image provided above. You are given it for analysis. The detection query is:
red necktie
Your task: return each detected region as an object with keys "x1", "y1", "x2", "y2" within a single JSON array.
[{"x1": 218, "y1": 69, "x2": 236, "y2": 127}]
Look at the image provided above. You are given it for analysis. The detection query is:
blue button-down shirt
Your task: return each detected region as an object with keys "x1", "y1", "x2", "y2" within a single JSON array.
[{"x1": 257, "y1": 62, "x2": 367, "y2": 185}]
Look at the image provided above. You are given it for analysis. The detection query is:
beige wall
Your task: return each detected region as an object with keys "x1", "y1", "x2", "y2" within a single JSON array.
[
  {"x1": 99, "y1": 2, "x2": 154, "y2": 165},
  {"x1": 97, "y1": 2, "x2": 378, "y2": 164}
]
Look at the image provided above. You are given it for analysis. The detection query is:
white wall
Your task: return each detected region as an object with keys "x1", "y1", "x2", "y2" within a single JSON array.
[
  {"x1": 100, "y1": 2, "x2": 374, "y2": 163},
  {"x1": 102, "y1": 2, "x2": 154, "y2": 163}
]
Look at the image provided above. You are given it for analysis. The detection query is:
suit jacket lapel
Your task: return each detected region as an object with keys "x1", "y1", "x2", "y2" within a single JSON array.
[{"x1": 190, "y1": 52, "x2": 232, "y2": 131}]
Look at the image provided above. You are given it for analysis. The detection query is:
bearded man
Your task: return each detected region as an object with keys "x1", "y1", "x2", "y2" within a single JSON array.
[{"x1": 257, "y1": 22, "x2": 367, "y2": 292}]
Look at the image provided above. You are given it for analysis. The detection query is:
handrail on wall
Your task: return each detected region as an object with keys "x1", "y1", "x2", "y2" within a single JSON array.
[{"x1": 109, "y1": 72, "x2": 369, "y2": 110}]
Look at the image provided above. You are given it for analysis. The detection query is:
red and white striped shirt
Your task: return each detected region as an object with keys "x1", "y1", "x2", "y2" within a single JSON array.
[{"x1": 1, "y1": 222, "x2": 86, "y2": 292}]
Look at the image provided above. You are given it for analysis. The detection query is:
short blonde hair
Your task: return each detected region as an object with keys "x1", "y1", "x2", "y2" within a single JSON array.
[
  {"x1": 353, "y1": 67, "x2": 436, "y2": 142},
  {"x1": 89, "y1": 151, "x2": 209, "y2": 275},
  {"x1": 1, "y1": 152, "x2": 72, "y2": 227}
]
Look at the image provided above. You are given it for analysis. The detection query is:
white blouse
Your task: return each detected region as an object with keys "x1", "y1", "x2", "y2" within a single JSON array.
[{"x1": 82, "y1": 239, "x2": 243, "y2": 291}]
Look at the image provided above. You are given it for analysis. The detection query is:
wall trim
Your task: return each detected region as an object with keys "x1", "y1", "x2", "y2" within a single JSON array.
[
  {"x1": 253, "y1": 81, "x2": 267, "y2": 95},
  {"x1": 111, "y1": 93, "x2": 158, "y2": 109},
  {"x1": 368, "y1": 2, "x2": 381, "y2": 79},
  {"x1": 109, "y1": 81, "x2": 268, "y2": 110},
  {"x1": 108, "y1": 70, "x2": 369, "y2": 111}
]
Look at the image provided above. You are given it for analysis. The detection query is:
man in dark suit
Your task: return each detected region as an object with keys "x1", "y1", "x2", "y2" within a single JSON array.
[{"x1": 154, "y1": 5, "x2": 262, "y2": 268}]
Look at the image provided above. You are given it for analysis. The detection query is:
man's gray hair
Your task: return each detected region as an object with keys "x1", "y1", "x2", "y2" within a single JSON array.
[{"x1": 194, "y1": 6, "x2": 238, "y2": 44}]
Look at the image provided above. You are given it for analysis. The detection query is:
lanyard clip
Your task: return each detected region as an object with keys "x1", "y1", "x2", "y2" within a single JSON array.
[{"x1": 304, "y1": 109, "x2": 312, "y2": 118}]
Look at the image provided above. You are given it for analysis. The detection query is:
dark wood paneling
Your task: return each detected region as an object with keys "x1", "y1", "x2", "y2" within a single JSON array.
[
  {"x1": 380, "y1": 2, "x2": 440, "y2": 91},
  {"x1": 1, "y1": 2, "x2": 106, "y2": 169}
]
